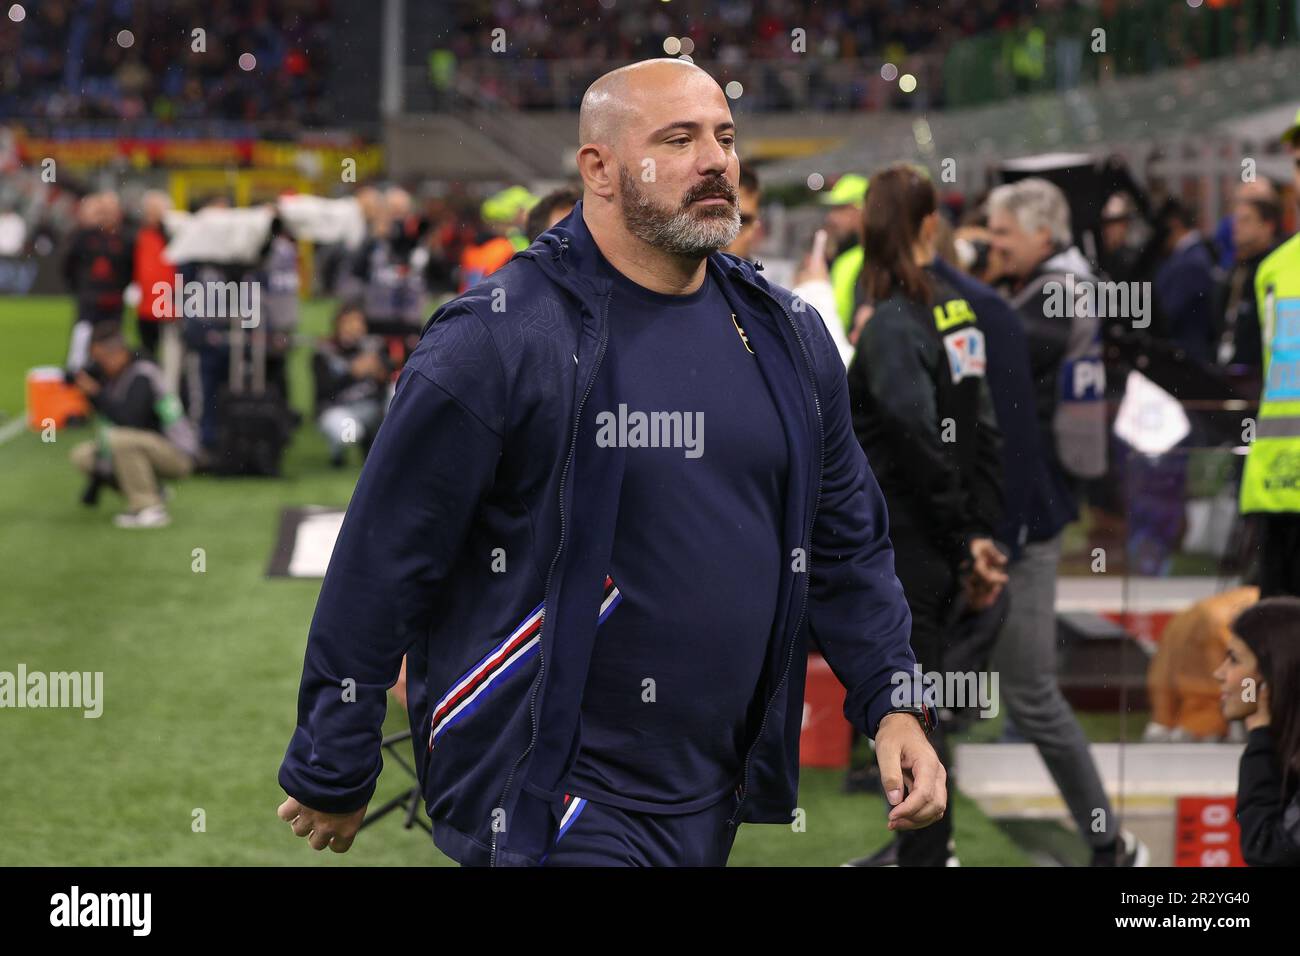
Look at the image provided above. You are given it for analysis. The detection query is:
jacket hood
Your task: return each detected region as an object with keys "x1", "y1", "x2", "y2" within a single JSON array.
[{"x1": 1037, "y1": 244, "x2": 1096, "y2": 281}]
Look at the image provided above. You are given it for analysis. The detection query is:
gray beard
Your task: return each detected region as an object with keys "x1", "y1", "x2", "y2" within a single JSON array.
[{"x1": 618, "y1": 166, "x2": 740, "y2": 259}]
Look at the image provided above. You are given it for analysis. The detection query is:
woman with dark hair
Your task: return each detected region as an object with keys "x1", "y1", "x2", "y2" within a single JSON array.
[
  {"x1": 843, "y1": 163, "x2": 1006, "y2": 867},
  {"x1": 1215, "y1": 596, "x2": 1300, "y2": 866}
]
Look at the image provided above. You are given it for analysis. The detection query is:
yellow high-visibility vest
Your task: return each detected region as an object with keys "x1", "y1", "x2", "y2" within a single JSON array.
[
  {"x1": 1241, "y1": 232, "x2": 1300, "y2": 514},
  {"x1": 831, "y1": 245, "x2": 864, "y2": 336}
]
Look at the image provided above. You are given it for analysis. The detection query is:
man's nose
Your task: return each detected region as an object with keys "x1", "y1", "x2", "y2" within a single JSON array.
[{"x1": 697, "y1": 139, "x2": 729, "y2": 176}]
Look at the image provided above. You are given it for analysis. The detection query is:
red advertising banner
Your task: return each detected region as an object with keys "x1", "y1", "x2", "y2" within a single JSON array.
[
  {"x1": 800, "y1": 652, "x2": 852, "y2": 769},
  {"x1": 1175, "y1": 795, "x2": 1245, "y2": 867},
  {"x1": 12, "y1": 128, "x2": 383, "y2": 177}
]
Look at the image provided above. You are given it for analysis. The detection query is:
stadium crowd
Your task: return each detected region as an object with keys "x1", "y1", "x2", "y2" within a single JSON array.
[
  {"x1": 2, "y1": 0, "x2": 1286, "y2": 123},
  {"x1": 1, "y1": 0, "x2": 333, "y2": 125},
  {"x1": 422, "y1": 0, "x2": 1269, "y2": 111},
  {"x1": 431, "y1": 0, "x2": 1031, "y2": 64}
]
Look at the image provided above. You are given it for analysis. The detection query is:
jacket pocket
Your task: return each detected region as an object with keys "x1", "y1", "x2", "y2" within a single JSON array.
[
  {"x1": 427, "y1": 573, "x2": 621, "y2": 751},
  {"x1": 428, "y1": 600, "x2": 545, "y2": 751}
]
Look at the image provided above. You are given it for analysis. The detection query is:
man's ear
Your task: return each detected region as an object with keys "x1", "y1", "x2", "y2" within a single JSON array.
[
  {"x1": 1036, "y1": 226, "x2": 1055, "y2": 256},
  {"x1": 576, "y1": 144, "x2": 617, "y2": 201}
]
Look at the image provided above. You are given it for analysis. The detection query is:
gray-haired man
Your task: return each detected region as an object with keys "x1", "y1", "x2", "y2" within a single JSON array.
[{"x1": 987, "y1": 177, "x2": 1147, "y2": 866}]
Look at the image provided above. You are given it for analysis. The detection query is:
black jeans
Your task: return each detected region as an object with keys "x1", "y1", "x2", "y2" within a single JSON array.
[{"x1": 888, "y1": 528, "x2": 959, "y2": 867}]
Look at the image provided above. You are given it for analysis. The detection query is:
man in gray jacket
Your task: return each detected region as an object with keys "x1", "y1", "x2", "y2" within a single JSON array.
[{"x1": 988, "y1": 177, "x2": 1147, "y2": 866}]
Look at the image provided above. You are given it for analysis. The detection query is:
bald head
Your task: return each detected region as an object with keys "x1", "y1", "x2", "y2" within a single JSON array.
[
  {"x1": 579, "y1": 59, "x2": 718, "y2": 149},
  {"x1": 141, "y1": 190, "x2": 170, "y2": 226},
  {"x1": 575, "y1": 58, "x2": 741, "y2": 268}
]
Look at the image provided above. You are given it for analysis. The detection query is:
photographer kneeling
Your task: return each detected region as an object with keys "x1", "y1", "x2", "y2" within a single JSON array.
[
  {"x1": 312, "y1": 303, "x2": 392, "y2": 468},
  {"x1": 69, "y1": 323, "x2": 199, "y2": 529}
]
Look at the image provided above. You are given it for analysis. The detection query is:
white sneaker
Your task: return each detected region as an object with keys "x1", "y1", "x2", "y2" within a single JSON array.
[
  {"x1": 1121, "y1": 829, "x2": 1150, "y2": 867},
  {"x1": 114, "y1": 504, "x2": 172, "y2": 528},
  {"x1": 1093, "y1": 829, "x2": 1150, "y2": 867},
  {"x1": 1142, "y1": 722, "x2": 1174, "y2": 743}
]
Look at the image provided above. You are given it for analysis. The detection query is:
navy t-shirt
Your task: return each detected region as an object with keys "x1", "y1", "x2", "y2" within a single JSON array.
[{"x1": 565, "y1": 251, "x2": 789, "y2": 813}]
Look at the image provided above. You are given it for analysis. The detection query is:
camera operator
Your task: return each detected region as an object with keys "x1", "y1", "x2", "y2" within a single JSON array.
[
  {"x1": 69, "y1": 323, "x2": 198, "y2": 529},
  {"x1": 260, "y1": 215, "x2": 301, "y2": 408},
  {"x1": 352, "y1": 187, "x2": 430, "y2": 359},
  {"x1": 312, "y1": 303, "x2": 391, "y2": 467}
]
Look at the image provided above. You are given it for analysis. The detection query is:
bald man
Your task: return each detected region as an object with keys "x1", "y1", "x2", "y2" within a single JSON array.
[{"x1": 278, "y1": 59, "x2": 940, "y2": 867}]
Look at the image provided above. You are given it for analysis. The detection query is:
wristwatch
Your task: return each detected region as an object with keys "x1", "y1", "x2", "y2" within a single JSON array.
[{"x1": 880, "y1": 706, "x2": 935, "y2": 737}]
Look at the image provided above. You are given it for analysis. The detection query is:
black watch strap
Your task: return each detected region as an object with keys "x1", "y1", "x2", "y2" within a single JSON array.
[{"x1": 880, "y1": 706, "x2": 935, "y2": 736}]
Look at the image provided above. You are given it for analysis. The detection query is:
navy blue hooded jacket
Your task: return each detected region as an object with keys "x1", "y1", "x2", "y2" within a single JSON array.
[
  {"x1": 279, "y1": 202, "x2": 918, "y2": 866},
  {"x1": 932, "y1": 259, "x2": 1074, "y2": 556}
]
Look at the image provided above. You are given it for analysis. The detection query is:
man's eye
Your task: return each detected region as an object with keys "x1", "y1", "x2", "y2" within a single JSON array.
[{"x1": 669, "y1": 138, "x2": 689, "y2": 146}]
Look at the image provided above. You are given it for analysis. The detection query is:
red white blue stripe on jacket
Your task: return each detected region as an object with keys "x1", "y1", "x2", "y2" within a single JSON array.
[
  {"x1": 428, "y1": 575, "x2": 621, "y2": 750},
  {"x1": 556, "y1": 792, "x2": 588, "y2": 841},
  {"x1": 536, "y1": 792, "x2": 590, "y2": 864}
]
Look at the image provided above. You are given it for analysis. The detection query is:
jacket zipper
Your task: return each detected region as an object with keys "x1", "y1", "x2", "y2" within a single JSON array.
[
  {"x1": 490, "y1": 245, "x2": 611, "y2": 866},
  {"x1": 487, "y1": 252, "x2": 819, "y2": 850},
  {"x1": 727, "y1": 281, "x2": 825, "y2": 827}
]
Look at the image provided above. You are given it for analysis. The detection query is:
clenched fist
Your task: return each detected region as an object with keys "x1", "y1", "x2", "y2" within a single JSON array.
[{"x1": 277, "y1": 797, "x2": 368, "y2": 853}]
